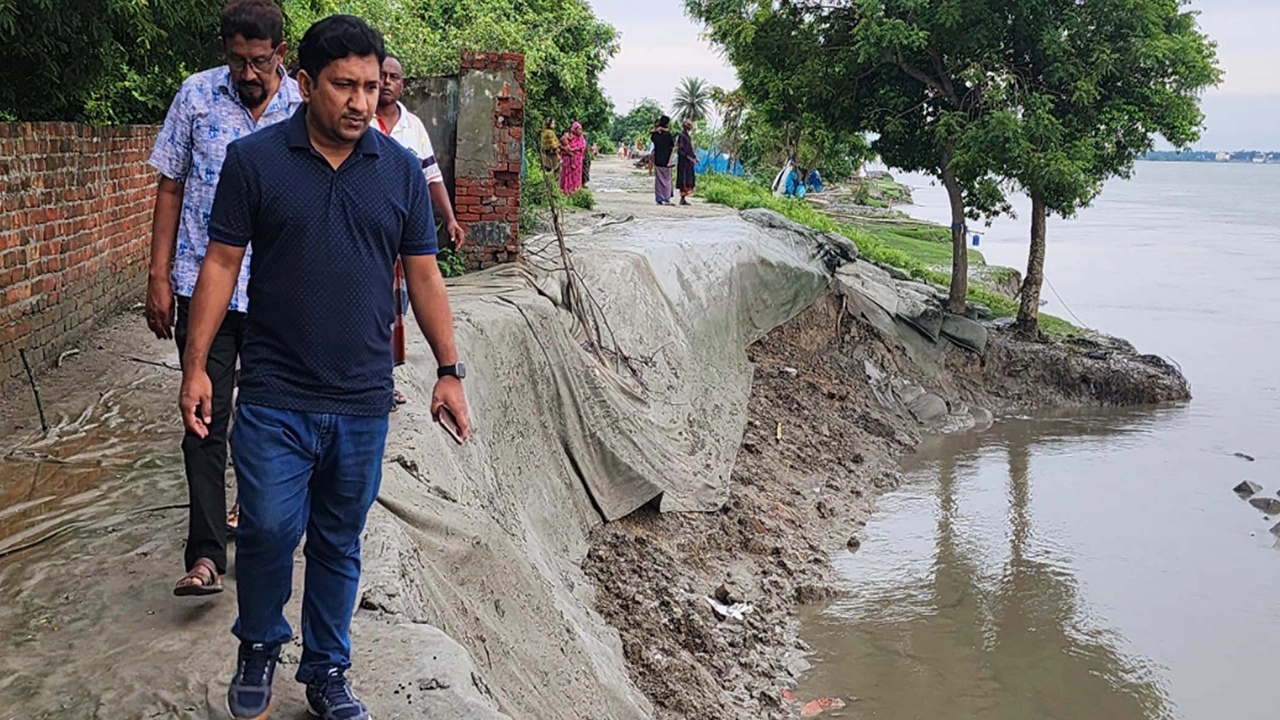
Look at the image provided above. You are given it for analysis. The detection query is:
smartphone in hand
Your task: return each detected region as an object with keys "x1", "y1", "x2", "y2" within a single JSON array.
[{"x1": 438, "y1": 406, "x2": 465, "y2": 446}]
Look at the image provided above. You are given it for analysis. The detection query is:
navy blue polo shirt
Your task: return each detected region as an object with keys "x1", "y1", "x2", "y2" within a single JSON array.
[{"x1": 208, "y1": 106, "x2": 437, "y2": 416}]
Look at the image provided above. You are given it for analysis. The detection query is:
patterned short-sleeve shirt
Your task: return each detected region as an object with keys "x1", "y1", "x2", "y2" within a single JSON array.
[{"x1": 148, "y1": 66, "x2": 302, "y2": 312}]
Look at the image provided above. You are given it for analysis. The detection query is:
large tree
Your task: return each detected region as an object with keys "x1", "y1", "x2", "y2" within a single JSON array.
[
  {"x1": 997, "y1": 0, "x2": 1220, "y2": 335},
  {"x1": 688, "y1": 0, "x2": 1013, "y2": 313}
]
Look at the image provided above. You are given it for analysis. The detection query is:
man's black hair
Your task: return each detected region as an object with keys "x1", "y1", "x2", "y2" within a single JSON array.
[
  {"x1": 220, "y1": 0, "x2": 284, "y2": 46},
  {"x1": 658, "y1": 115, "x2": 671, "y2": 128},
  {"x1": 297, "y1": 15, "x2": 386, "y2": 80}
]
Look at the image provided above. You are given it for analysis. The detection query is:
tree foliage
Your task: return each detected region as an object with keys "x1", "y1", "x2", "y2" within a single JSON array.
[
  {"x1": 0, "y1": 0, "x2": 223, "y2": 123},
  {"x1": 688, "y1": 0, "x2": 1217, "y2": 316},
  {"x1": 1, "y1": 0, "x2": 618, "y2": 133},
  {"x1": 609, "y1": 98, "x2": 665, "y2": 146},
  {"x1": 993, "y1": 0, "x2": 1220, "y2": 333}
]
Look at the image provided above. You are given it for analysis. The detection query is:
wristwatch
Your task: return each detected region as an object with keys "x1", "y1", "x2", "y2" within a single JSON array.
[{"x1": 437, "y1": 362, "x2": 467, "y2": 380}]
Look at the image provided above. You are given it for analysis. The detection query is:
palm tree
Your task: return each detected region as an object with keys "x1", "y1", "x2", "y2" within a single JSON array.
[{"x1": 672, "y1": 77, "x2": 713, "y2": 125}]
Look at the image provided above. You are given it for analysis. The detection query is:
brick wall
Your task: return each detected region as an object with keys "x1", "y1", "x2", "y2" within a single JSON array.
[
  {"x1": 454, "y1": 52, "x2": 525, "y2": 270},
  {"x1": 0, "y1": 123, "x2": 158, "y2": 386}
]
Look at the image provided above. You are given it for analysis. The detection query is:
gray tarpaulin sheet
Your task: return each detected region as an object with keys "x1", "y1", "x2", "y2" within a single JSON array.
[{"x1": 0, "y1": 212, "x2": 838, "y2": 719}]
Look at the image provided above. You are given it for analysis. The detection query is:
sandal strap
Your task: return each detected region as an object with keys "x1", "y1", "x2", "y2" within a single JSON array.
[{"x1": 181, "y1": 559, "x2": 219, "y2": 587}]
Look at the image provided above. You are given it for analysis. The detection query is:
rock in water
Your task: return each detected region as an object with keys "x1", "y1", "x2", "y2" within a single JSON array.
[
  {"x1": 1271, "y1": 521, "x2": 1280, "y2": 537},
  {"x1": 846, "y1": 536, "x2": 861, "y2": 552},
  {"x1": 1234, "y1": 452, "x2": 1256, "y2": 462},
  {"x1": 1248, "y1": 497, "x2": 1280, "y2": 515},
  {"x1": 1234, "y1": 480, "x2": 1263, "y2": 498}
]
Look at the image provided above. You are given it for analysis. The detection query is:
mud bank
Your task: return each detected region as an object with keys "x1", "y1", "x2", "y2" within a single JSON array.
[
  {"x1": 0, "y1": 209, "x2": 1185, "y2": 719},
  {"x1": 584, "y1": 220, "x2": 1188, "y2": 717}
]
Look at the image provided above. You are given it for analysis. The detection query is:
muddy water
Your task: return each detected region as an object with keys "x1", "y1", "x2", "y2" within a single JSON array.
[{"x1": 798, "y1": 162, "x2": 1280, "y2": 719}]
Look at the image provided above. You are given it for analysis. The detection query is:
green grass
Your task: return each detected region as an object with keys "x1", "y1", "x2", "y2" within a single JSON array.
[
  {"x1": 699, "y1": 175, "x2": 1081, "y2": 340},
  {"x1": 565, "y1": 188, "x2": 595, "y2": 210}
]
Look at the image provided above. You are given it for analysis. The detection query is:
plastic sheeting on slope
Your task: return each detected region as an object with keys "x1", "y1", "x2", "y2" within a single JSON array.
[
  {"x1": 358, "y1": 211, "x2": 845, "y2": 719},
  {"x1": 0, "y1": 211, "x2": 844, "y2": 720}
]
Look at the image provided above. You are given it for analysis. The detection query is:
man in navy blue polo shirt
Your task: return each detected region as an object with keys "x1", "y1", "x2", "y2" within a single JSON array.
[{"x1": 178, "y1": 15, "x2": 470, "y2": 720}]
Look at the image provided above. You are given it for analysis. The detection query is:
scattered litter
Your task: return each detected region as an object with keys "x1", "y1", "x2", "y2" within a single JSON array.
[
  {"x1": 800, "y1": 696, "x2": 848, "y2": 717},
  {"x1": 704, "y1": 595, "x2": 754, "y2": 622},
  {"x1": 781, "y1": 689, "x2": 799, "y2": 704},
  {"x1": 776, "y1": 422, "x2": 783, "y2": 441},
  {"x1": 782, "y1": 367, "x2": 799, "y2": 378}
]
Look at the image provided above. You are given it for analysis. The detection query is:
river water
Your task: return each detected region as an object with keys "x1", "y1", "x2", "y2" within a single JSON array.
[{"x1": 797, "y1": 162, "x2": 1280, "y2": 719}]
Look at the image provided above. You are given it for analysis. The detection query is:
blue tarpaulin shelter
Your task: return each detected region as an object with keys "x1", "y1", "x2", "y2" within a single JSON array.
[{"x1": 694, "y1": 148, "x2": 745, "y2": 176}]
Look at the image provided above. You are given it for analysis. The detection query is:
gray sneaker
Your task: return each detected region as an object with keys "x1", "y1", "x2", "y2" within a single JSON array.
[{"x1": 226, "y1": 643, "x2": 277, "y2": 720}]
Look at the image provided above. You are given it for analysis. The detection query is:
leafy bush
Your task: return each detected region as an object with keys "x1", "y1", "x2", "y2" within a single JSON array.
[
  {"x1": 437, "y1": 247, "x2": 466, "y2": 278},
  {"x1": 565, "y1": 188, "x2": 594, "y2": 210}
]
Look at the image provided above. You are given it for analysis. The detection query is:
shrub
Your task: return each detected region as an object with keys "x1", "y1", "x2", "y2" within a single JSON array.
[{"x1": 565, "y1": 188, "x2": 595, "y2": 210}]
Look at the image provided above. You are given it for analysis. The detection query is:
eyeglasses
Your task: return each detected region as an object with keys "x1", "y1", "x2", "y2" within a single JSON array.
[{"x1": 227, "y1": 47, "x2": 280, "y2": 75}]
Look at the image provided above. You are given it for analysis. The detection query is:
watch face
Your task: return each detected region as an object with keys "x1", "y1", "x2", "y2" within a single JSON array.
[{"x1": 454, "y1": 361, "x2": 467, "y2": 379}]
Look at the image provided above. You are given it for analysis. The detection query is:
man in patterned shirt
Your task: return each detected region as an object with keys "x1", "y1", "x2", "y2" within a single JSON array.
[
  {"x1": 146, "y1": 0, "x2": 302, "y2": 598},
  {"x1": 374, "y1": 53, "x2": 465, "y2": 405}
]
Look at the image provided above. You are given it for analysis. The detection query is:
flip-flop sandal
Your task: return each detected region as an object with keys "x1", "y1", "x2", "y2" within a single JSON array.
[
  {"x1": 225, "y1": 503, "x2": 240, "y2": 535},
  {"x1": 174, "y1": 558, "x2": 223, "y2": 597},
  {"x1": 393, "y1": 389, "x2": 408, "y2": 405}
]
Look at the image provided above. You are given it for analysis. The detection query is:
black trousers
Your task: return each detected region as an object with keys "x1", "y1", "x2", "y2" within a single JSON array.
[{"x1": 174, "y1": 295, "x2": 245, "y2": 574}]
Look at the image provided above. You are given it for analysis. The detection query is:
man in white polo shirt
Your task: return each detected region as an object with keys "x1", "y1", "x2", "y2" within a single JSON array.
[{"x1": 375, "y1": 54, "x2": 465, "y2": 404}]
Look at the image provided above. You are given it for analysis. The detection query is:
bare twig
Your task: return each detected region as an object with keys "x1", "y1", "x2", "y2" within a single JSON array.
[
  {"x1": 19, "y1": 350, "x2": 48, "y2": 433},
  {"x1": 126, "y1": 356, "x2": 181, "y2": 371},
  {"x1": 539, "y1": 168, "x2": 647, "y2": 390}
]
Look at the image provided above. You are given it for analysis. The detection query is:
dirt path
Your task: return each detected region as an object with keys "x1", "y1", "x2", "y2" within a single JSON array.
[{"x1": 565, "y1": 156, "x2": 733, "y2": 226}]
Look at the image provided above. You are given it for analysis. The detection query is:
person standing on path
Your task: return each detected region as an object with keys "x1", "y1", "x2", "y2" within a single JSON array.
[
  {"x1": 179, "y1": 15, "x2": 471, "y2": 720},
  {"x1": 374, "y1": 53, "x2": 465, "y2": 406},
  {"x1": 540, "y1": 117, "x2": 561, "y2": 182},
  {"x1": 559, "y1": 121, "x2": 586, "y2": 195},
  {"x1": 650, "y1": 115, "x2": 675, "y2": 205},
  {"x1": 145, "y1": 0, "x2": 302, "y2": 598},
  {"x1": 677, "y1": 119, "x2": 697, "y2": 206}
]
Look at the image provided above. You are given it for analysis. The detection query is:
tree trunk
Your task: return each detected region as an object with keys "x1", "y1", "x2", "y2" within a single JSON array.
[
  {"x1": 941, "y1": 168, "x2": 968, "y2": 314},
  {"x1": 1015, "y1": 193, "x2": 1048, "y2": 337}
]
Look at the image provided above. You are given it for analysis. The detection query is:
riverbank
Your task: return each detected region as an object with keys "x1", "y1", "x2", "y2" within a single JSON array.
[
  {"x1": 0, "y1": 158, "x2": 1189, "y2": 718},
  {"x1": 582, "y1": 215, "x2": 1188, "y2": 718},
  {"x1": 564, "y1": 161, "x2": 1190, "y2": 717}
]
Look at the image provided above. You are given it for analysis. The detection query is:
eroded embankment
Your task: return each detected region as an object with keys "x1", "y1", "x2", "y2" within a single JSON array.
[{"x1": 585, "y1": 267, "x2": 1188, "y2": 718}]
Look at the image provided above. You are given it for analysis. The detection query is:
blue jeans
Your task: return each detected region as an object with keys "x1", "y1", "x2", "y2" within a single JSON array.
[{"x1": 229, "y1": 403, "x2": 389, "y2": 684}]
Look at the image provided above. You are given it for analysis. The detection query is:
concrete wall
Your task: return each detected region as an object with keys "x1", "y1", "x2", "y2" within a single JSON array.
[
  {"x1": 401, "y1": 76, "x2": 459, "y2": 200},
  {"x1": 0, "y1": 123, "x2": 158, "y2": 387}
]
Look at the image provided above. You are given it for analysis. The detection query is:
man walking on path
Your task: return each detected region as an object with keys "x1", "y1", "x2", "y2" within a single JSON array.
[
  {"x1": 373, "y1": 54, "x2": 465, "y2": 404},
  {"x1": 677, "y1": 119, "x2": 697, "y2": 206},
  {"x1": 146, "y1": 0, "x2": 301, "y2": 598},
  {"x1": 179, "y1": 15, "x2": 471, "y2": 720}
]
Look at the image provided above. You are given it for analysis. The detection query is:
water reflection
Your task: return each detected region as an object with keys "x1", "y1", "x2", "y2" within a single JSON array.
[{"x1": 800, "y1": 411, "x2": 1178, "y2": 719}]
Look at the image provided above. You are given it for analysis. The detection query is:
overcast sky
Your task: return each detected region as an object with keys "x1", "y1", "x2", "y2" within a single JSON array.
[{"x1": 591, "y1": 0, "x2": 1280, "y2": 150}]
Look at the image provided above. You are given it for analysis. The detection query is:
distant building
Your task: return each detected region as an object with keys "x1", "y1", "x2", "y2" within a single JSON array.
[{"x1": 1215, "y1": 151, "x2": 1231, "y2": 162}]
